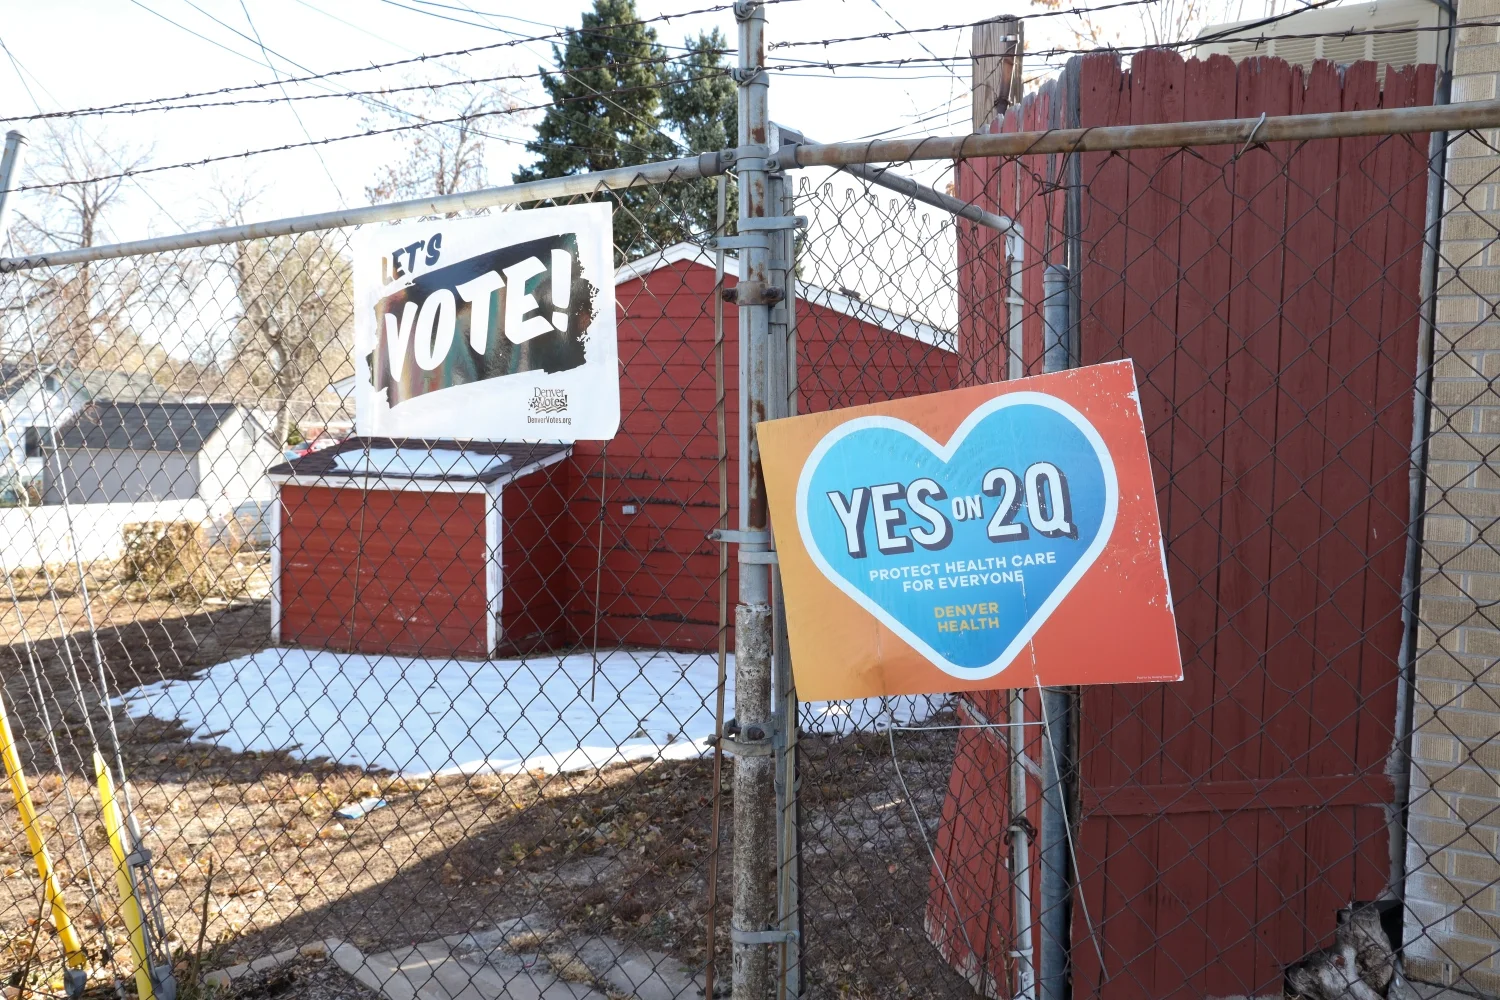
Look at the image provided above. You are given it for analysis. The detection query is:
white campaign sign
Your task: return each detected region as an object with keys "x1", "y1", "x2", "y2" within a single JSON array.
[{"x1": 352, "y1": 203, "x2": 619, "y2": 442}]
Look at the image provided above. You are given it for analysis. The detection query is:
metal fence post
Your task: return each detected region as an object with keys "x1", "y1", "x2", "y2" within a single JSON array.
[
  {"x1": 0, "y1": 132, "x2": 28, "y2": 238},
  {"x1": 732, "y1": 2, "x2": 778, "y2": 998},
  {"x1": 1038, "y1": 264, "x2": 1075, "y2": 1000}
]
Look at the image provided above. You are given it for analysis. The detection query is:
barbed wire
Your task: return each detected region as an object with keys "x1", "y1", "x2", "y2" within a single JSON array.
[
  {"x1": 770, "y1": 17, "x2": 1467, "y2": 71},
  {"x1": 0, "y1": 52, "x2": 730, "y2": 124},
  {"x1": 767, "y1": 0, "x2": 1171, "y2": 50},
  {"x1": 3, "y1": 0, "x2": 780, "y2": 126},
  {"x1": 771, "y1": 0, "x2": 1346, "y2": 54},
  {"x1": 7, "y1": 71, "x2": 728, "y2": 194}
]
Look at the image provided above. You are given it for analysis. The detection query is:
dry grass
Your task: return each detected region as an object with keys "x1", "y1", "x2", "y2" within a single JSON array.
[{"x1": 0, "y1": 587, "x2": 978, "y2": 999}]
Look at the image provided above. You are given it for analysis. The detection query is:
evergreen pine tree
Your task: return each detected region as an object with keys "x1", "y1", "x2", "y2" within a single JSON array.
[
  {"x1": 660, "y1": 29, "x2": 738, "y2": 236},
  {"x1": 517, "y1": 2, "x2": 738, "y2": 258},
  {"x1": 514, "y1": 0, "x2": 673, "y2": 180}
]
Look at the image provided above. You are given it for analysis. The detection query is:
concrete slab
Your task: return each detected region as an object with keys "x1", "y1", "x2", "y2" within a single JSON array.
[{"x1": 343, "y1": 917, "x2": 698, "y2": 1000}]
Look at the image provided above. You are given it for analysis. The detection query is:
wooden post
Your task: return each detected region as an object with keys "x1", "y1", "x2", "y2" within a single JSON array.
[{"x1": 972, "y1": 16, "x2": 1024, "y2": 132}]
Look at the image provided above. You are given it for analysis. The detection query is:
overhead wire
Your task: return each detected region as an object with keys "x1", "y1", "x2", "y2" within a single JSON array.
[
  {"x1": 126, "y1": 0, "x2": 542, "y2": 166},
  {"x1": 33, "y1": 0, "x2": 725, "y2": 180},
  {"x1": 0, "y1": 52, "x2": 730, "y2": 123},
  {"x1": 769, "y1": 16, "x2": 1454, "y2": 69},
  {"x1": 8, "y1": 70, "x2": 730, "y2": 194},
  {"x1": 769, "y1": 0, "x2": 1374, "y2": 67},
  {"x1": 768, "y1": 0, "x2": 1173, "y2": 49},
  {"x1": 375, "y1": 0, "x2": 538, "y2": 34},
  {"x1": 236, "y1": 0, "x2": 349, "y2": 207},
  {"x1": 19, "y1": 0, "x2": 778, "y2": 124},
  {"x1": 183, "y1": 0, "x2": 715, "y2": 163},
  {"x1": 0, "y1": 37, "x2": 189, "y2": 239},
  {"x1": 408, "y1": 0, "x2": 562, "y2": 32}
]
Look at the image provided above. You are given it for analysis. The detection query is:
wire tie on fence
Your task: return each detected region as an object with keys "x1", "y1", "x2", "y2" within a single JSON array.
[{"x1": 1240, "y1": 112, "x2": 1268, "y2": 156}]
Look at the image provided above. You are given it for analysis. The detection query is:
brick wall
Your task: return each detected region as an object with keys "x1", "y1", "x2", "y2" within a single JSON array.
[{"x1": 1405, "y1": 8, "x2": 1500, "y2": 992}]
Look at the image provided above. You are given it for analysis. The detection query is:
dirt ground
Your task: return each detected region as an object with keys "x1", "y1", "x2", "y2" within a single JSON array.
[{"x1": 0, "y1": 568, "x2": 980, "y2": 1000}]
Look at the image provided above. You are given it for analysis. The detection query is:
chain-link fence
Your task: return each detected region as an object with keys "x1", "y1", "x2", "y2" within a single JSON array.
[
  {"x1": 0, "y1": 175, "x2": 748, "y2": 1000},
  {"x1": 1, "y1": 39, "x2": 1499, "y2": 1000}
]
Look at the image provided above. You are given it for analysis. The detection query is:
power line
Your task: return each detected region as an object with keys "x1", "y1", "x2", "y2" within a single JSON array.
[
  {"x1": 865, "y1": 0, "x2": 965, "y2": 86},
  {"x1": 375, "y1": 0, "x2": 536, "y2": 34},
  {"x1": 126, "y1": 0, "x2": 538, "y2": 162},
  {"x1": 408, "y1": 0, "x2": 562, "y2": 32},
  {"x1": 237, "y1": 0, "x2": 349, "y2": 207},
  {"x1": 109, "y1": 0, "x2": 716, "y2": 169},
  {"x1": 0, "y1": 36, "x2": 189, "y2": 237},
  {"x1": 9, "y1": 71, "x2": 731, "y2": 194}
]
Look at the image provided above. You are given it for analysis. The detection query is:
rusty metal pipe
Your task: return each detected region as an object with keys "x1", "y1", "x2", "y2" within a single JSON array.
[{"x1": 778, "y1": 99, "x2": 1500, "y2": 166}]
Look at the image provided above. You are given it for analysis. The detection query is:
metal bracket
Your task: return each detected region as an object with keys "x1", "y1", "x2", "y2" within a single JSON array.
[
  {"x1": 721, "y1": 734, "x2": 775, "y2": 756},
  {"x1": 727, "y1": 279, "x2": 784, "y2": 306},
  {"x1": 738, "y1": 215, "x2": 808, "y2": 232},
  {"x1": 717, "y1": 718, "x2": 777, "y2": 757},
  {"x1": 711, "y1": 234, "x2": 769, "y2": 251},
  {"x1": 731, "y1": 926, "x2": 799, "y2": 945},
  {"x1": 710, "y1": 529, "x2": 771, "y2": 545},
  {"x1": 739, "y1": 549, "x2": 779, "y2": 564}
]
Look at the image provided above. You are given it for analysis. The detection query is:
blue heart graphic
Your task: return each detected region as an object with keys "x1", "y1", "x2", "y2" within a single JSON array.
[{"x1": 795, "y1": 392, "x2": 1117, "y2": 680}]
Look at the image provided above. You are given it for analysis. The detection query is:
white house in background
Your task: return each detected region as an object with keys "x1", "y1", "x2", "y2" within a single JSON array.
[
  {"x1": 43, "y1": 401, "x2": 280, "y2": 507},
  {"x1": 0, "y1": 365, "x2": 81, "y2": 490},
  {"x1": 0, "y1": 365, "x2": 169, "y2": 493},
  {"x1": 1196, "y1": 0, "x2": 1441, "y2": 80}
]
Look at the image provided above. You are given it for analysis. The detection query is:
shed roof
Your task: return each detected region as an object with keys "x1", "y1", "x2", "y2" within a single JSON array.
[
  {"x1": 57, "y1": 401, "x2": 240, "y2": 452},
  {"x1": 269, "y1": 437, "x2": 570, "y2": 486}
]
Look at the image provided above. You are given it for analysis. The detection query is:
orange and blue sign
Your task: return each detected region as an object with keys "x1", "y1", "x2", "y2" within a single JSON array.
[{"x1": 758, "y1": 359, "x2": 1181, "y2": 700}]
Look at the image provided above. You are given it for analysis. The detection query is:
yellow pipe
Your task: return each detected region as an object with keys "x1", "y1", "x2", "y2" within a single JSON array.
[
  {"x1": 0, "y1": 689, "x2": 84, "y2": 968},
  {"x1": 95, "y1": 752, "x2": 154, "y2": 1000}
]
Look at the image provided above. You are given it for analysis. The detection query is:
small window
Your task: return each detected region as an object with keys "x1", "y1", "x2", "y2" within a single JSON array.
[{"x1": 24, "y1": 427, "x2": 54, "y2": 458}]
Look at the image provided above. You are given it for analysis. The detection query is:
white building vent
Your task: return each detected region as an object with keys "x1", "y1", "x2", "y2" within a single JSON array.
[{"x1": 1197, "y1": 0, "x2": 1440, "y2": 82}]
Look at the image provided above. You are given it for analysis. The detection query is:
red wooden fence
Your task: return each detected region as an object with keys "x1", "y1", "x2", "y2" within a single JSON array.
[{"x1": 935, "y1": 50, "x2": 1434, "y2": 998}]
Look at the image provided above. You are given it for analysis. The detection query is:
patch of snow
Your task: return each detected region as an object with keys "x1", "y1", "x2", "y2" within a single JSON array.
[
  {"x1": 116, "y1": 648, "x2": 946, "y2": 776},
  {"x1": 331, "y1": 447, "x2": 509, "y2": 478}
]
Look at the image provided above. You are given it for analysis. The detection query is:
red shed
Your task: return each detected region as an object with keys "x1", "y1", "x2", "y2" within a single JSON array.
[
  {"x1": 561, "y1": 242, "x2": 963, "y2": 651},
  {"x1": 269, "y1": 439, "x2": 571, "y2": 658},
  {"x1": 269, "y1": 245, "x2": 959, "y2": 661}
]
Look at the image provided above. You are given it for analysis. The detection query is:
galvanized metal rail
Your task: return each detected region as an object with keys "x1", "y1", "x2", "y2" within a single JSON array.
[{"x1": 4, "y1": 99, "x2": 1493, "y2": 273}]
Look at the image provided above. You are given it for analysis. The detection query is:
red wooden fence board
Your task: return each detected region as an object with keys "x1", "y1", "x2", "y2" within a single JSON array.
[
  {"x1": 1361, "y1": 64, "x2": 1435, "y2": 775},
  {"x1": 1308, "y1": 60, "x2": 1385, "y2": 782},
  {"x1": 1159, "y1": 52, "x2": 1235, "y2": 790},
  {"x1": 933, "y1": 49, "x2": 1429, "y2": 999},
  {"x1": 1260, "y1": 61, "x2": 1341, "y2": 789}
]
